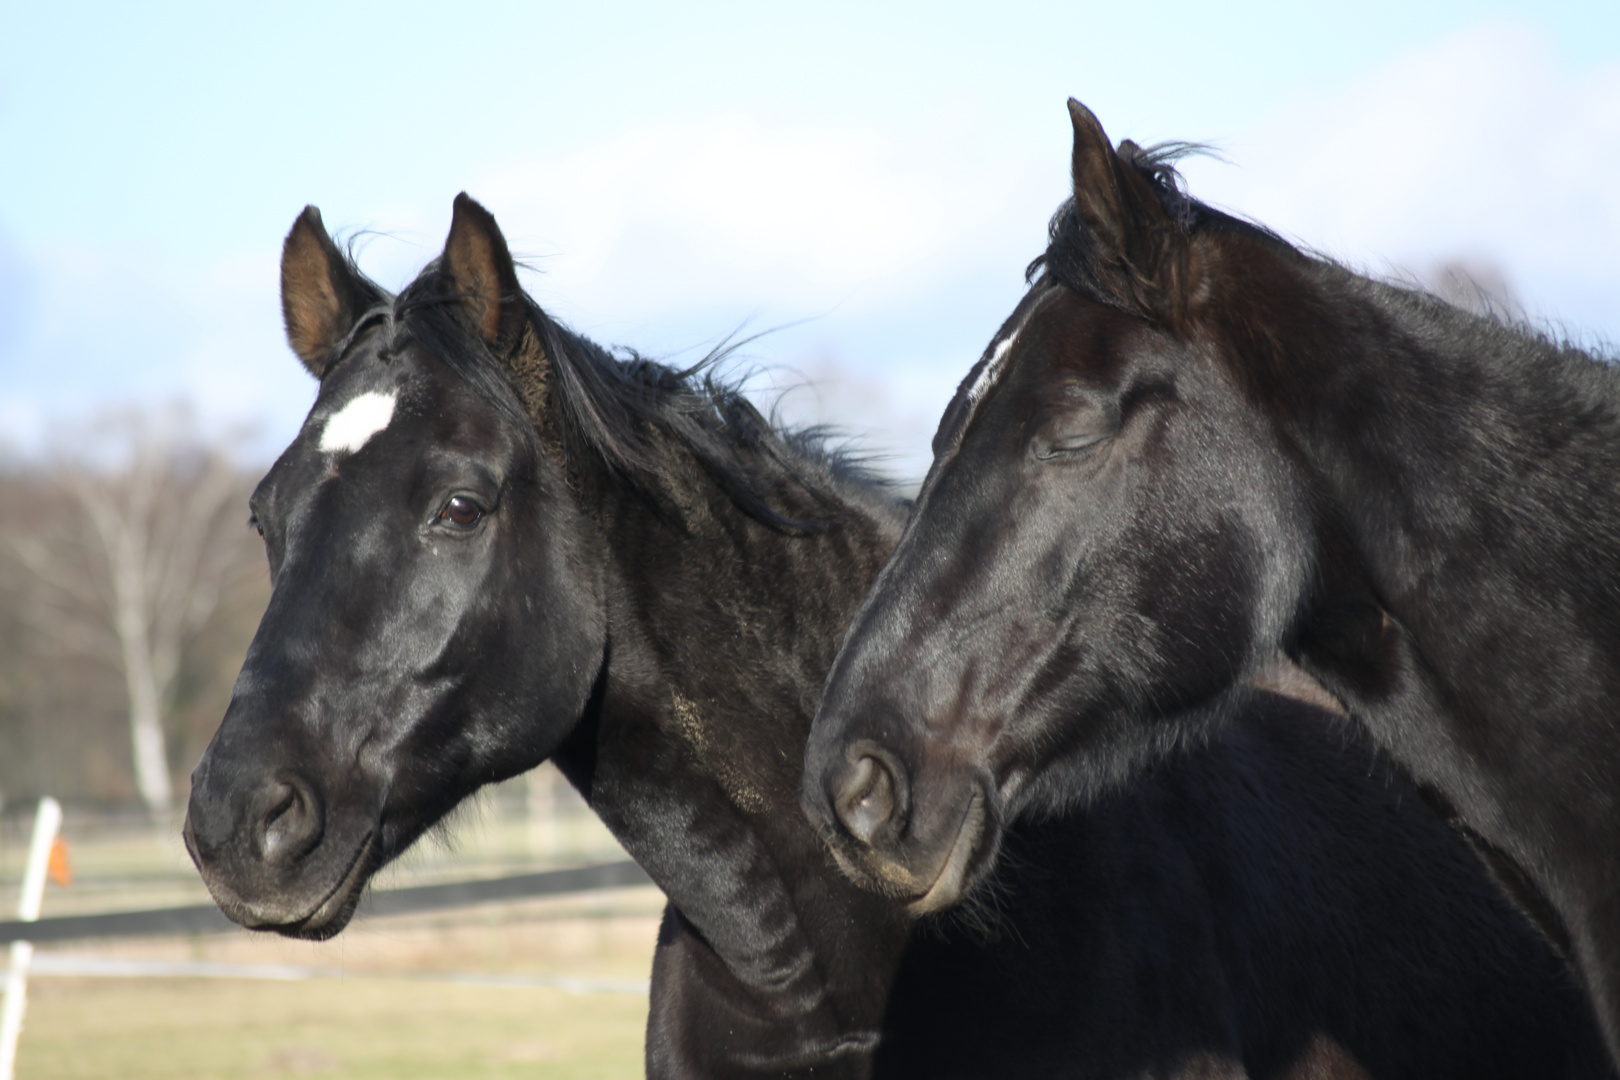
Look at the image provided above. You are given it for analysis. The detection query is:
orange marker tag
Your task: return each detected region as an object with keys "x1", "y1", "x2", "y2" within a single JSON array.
[{"x1": 47, "y1": 836, "x2": 72, "y2": 888}]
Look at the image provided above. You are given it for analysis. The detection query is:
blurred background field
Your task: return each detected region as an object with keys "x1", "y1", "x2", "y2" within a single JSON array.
[
  {"x1": 24, "y1": 976, "x2": 648, "y2": 1080},
  {"x1": 0, "y1": 767, "x2": 628, "y2": 914},
  {"x1": 1, "y1": 775, "x2": 661, "y2": 1080}
]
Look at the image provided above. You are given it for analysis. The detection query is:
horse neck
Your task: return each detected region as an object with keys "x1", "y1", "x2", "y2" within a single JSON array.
[
  {"x1": 1209, "y1": 235, "x2": 1620, "y2": 587},
  {"x1": 1207, "y1": 236, "x2": 1620, "y2": 835},
  {"x1": 563, "y1": 429, "x2": 911, "y2": 1037}
]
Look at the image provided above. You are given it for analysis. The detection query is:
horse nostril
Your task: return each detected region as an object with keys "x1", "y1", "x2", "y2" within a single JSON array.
[
  {"x1": 833, "y1": 752, "x2": 906, "y2": 848},
  {"x1": 256, "y1": 775, "x2": 324, "y2": 864}
]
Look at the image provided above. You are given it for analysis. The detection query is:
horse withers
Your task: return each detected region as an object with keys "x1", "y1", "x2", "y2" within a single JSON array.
[
  {"x1": 804, "y1": 97, "x2": 1620, "y2": 1061},
  {"x1": 187, "y1": 194, "x2": 1609, "y2": 1077}
]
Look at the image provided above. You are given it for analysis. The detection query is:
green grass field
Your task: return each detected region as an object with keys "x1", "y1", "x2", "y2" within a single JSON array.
[
  {"x1": 21, "y1": 975, "x2": 648, "y2": 1079},
  {"x1": 13, "y1": 889, "x2": 664, "y2": 1080}
]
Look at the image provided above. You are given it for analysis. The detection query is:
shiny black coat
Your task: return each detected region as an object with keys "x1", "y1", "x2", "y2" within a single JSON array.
[
  {"x1": 808, "y1": 98, "x2": 1620, "y2": 1067},
  {"x1": 188, "y1": 194, "x2": 1607, "y2": 1079}
]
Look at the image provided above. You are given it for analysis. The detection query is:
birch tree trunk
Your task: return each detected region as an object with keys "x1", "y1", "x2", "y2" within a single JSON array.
[{"x1": 19, "y1": 410, "x2": 248, "y2": 819}]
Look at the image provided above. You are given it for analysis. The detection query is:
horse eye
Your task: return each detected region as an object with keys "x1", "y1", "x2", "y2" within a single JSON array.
[
  {"x1": 439, "y1": 496, "x2": 484, "y2": 528},
  {"x1": 1035, "y1": 431, "x2": 1110, "y2": 459},
  {"x1": 1034, "y1": 397, "x2": 1121, "y2": 461},
  {"x1": 248, "y1": 515, "x2": 265, "y2": 538}
]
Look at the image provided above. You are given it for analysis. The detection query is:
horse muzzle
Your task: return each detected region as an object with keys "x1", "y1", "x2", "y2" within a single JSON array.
[
  {"x1": 803, "y1": 738, "x2": 999, "y2": 915},
  {"x1": 184, "y1": 753, "x2": 382, "y2": 940}
]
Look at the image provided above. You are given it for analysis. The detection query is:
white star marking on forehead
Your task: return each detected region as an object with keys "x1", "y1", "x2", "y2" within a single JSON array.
[
  {"x1": 950, "y1": 289, "x2": 1060, "y2": 447},
  {"x1": 318, "y1": 390, "x2": 397, "y2": 454},
  {"x1": 965, "y1": 332, "x2": 1020, "y2": 412}
]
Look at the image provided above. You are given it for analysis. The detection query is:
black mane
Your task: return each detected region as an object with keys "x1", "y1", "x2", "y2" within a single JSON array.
[
  {"x1": 1026, "y1": 142, "x2": 1287, "y2": 309},
  {"x1": 1029, "y1": 142, "x2": 1616, "y2": 370},
  {"x1": 337, "y1": 254, "x2": 888, "y2": 533}
]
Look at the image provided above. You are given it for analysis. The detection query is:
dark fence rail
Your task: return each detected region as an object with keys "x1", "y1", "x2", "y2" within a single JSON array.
[{"x1": 0, "y1": 859, "x2": 654, "y2": 944}]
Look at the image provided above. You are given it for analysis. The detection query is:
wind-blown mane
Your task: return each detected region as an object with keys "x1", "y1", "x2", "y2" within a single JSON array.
[
  {"x1": 928, "y1": 146, "x2": 1298, "y2": 457},
  {"x1": 321, "y1": 251, "x2": 886, "y2": 533},
  {"x1": 1030, "y1": 142, "x2": 1617, "y2": 368},
  {"x1": 1027, "y1": 143, "x2": 1287, "y2": 311}
]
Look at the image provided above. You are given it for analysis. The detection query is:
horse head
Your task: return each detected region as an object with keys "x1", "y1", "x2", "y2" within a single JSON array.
[
  {"x1": 184, "y1": 196, "x2": 607, "y2": 938},
  {"x1": 803, "y1": 100, "x2": 1314, "y2": 912}
]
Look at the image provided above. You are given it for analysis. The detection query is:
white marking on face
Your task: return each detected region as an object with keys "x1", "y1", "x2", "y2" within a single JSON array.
[
  {"x1": 318, "y1": 390, "x2": 397, "y2": 454},
  {"x1": 952, "y1": 290, "x2": 1059, "y2": 446},
  {"x1": 966, "y1": 333, "x2": 1019, "y2": 411}
]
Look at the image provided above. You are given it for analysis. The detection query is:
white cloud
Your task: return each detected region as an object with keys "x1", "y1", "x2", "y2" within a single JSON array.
[
  {"x1": 508, "y1": 114, "x2": 1054, "y2": 477},
  {"x1": 1178, "y1": 22, "x2": 1620, "y2": 344},
  {"x1": 7, "y1": 21, "x2": 1617, "y2": 477},
  {"x1": 357, "y1": 112, "x2": 1059, "y2": 481},
  {"x1": 450, "y1": 113, "x2": 1056, "y2": 326},
  {"x1": 0, "y1": 239, "x2": 310, "y2": 459}
]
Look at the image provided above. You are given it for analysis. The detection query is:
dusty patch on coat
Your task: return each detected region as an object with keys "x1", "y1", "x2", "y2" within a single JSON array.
[
  {"x1": 670, "y1": 691, "x2": 768, "y2": 813},
  {"x1": 1280, "y1": 1033, "x2": 1374, "y2": 1080}
]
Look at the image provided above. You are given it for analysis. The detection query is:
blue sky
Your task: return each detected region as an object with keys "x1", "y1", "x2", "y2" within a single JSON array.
[{"x1": 3, "y1": 1, "x2": 1617, "y2": 478}]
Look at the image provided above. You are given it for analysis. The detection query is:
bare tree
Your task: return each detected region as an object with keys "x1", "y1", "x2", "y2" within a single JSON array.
[{"x1": 13, "y1": 407, "x2": 254, "y2": 818}]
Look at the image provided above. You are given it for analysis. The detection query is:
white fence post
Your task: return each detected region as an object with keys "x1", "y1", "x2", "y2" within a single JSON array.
[
  {"x1": 0, "y1": 797, "x2": 64, "y2": 1080},
  {"x1": 528, "y1": 765, "x2": 559, "y2": 859}
]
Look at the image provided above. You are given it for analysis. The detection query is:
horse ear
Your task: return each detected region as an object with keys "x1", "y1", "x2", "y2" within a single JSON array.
[
  {"x1": 281, "y1": 206, "x2": 379, "y2": 378},
  {"x1": 442, "y1": 193, "x2": 528, "y2": 355},
  {"x1": 1066, "y1": 99, "x2": 1183, "y2": 314}
]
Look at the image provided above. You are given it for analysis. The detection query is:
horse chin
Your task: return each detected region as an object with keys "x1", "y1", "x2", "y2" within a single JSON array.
[
  {"x1": 197, "y1": 830, "x2": 379, "y2": 941},
  {"x1": 272, "y1": 830, "x2": 379, "y2": 940},
  {"x1": 905, "y1": 790, "x2": 992, "y2": 916}
]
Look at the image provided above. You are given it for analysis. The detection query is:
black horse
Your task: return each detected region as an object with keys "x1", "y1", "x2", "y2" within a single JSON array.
[
  {"x1": 186, "y1": 195, "x2": 1608, "y2": 1078},
  {"x1": 805, "y1": 97, "x2": 1620, "y2": 1063}
]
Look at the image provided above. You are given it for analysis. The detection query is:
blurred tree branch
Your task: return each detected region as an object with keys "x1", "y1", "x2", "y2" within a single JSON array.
[{"x1": 14, "y1": 406, "x2": 256, "y2": 818}]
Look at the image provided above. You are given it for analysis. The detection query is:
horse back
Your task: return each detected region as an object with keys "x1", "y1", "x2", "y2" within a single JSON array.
[
  {"x1": 1191, "y1": 693, "x2": 1609, "y2": 1079},
  {"x1": 876, "y1": 693, "x2": 1610, "y2": 1079}
]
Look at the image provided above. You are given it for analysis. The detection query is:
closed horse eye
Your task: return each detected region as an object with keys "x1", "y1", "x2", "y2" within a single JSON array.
[
  {"x1": 438, "y1": 496, "x2": 485, "y2": 528},
  {"x1": 1035, "y1": 432, "x2": 1108, "y2": 459},
  {"x1": 1033, "y1": 400, "x2": 1121, "y2": 460}
]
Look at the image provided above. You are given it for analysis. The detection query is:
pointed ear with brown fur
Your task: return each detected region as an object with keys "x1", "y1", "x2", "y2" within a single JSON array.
[
  {"x1": 442, "y1": 193, "x2": 529, "y2": 356},
  {"x1": 280, "y1": 206, "x2": 382, "y2": 378},
  {"x1": 1066, "y1": 98, "x2": 1186, "y2": 315}
]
